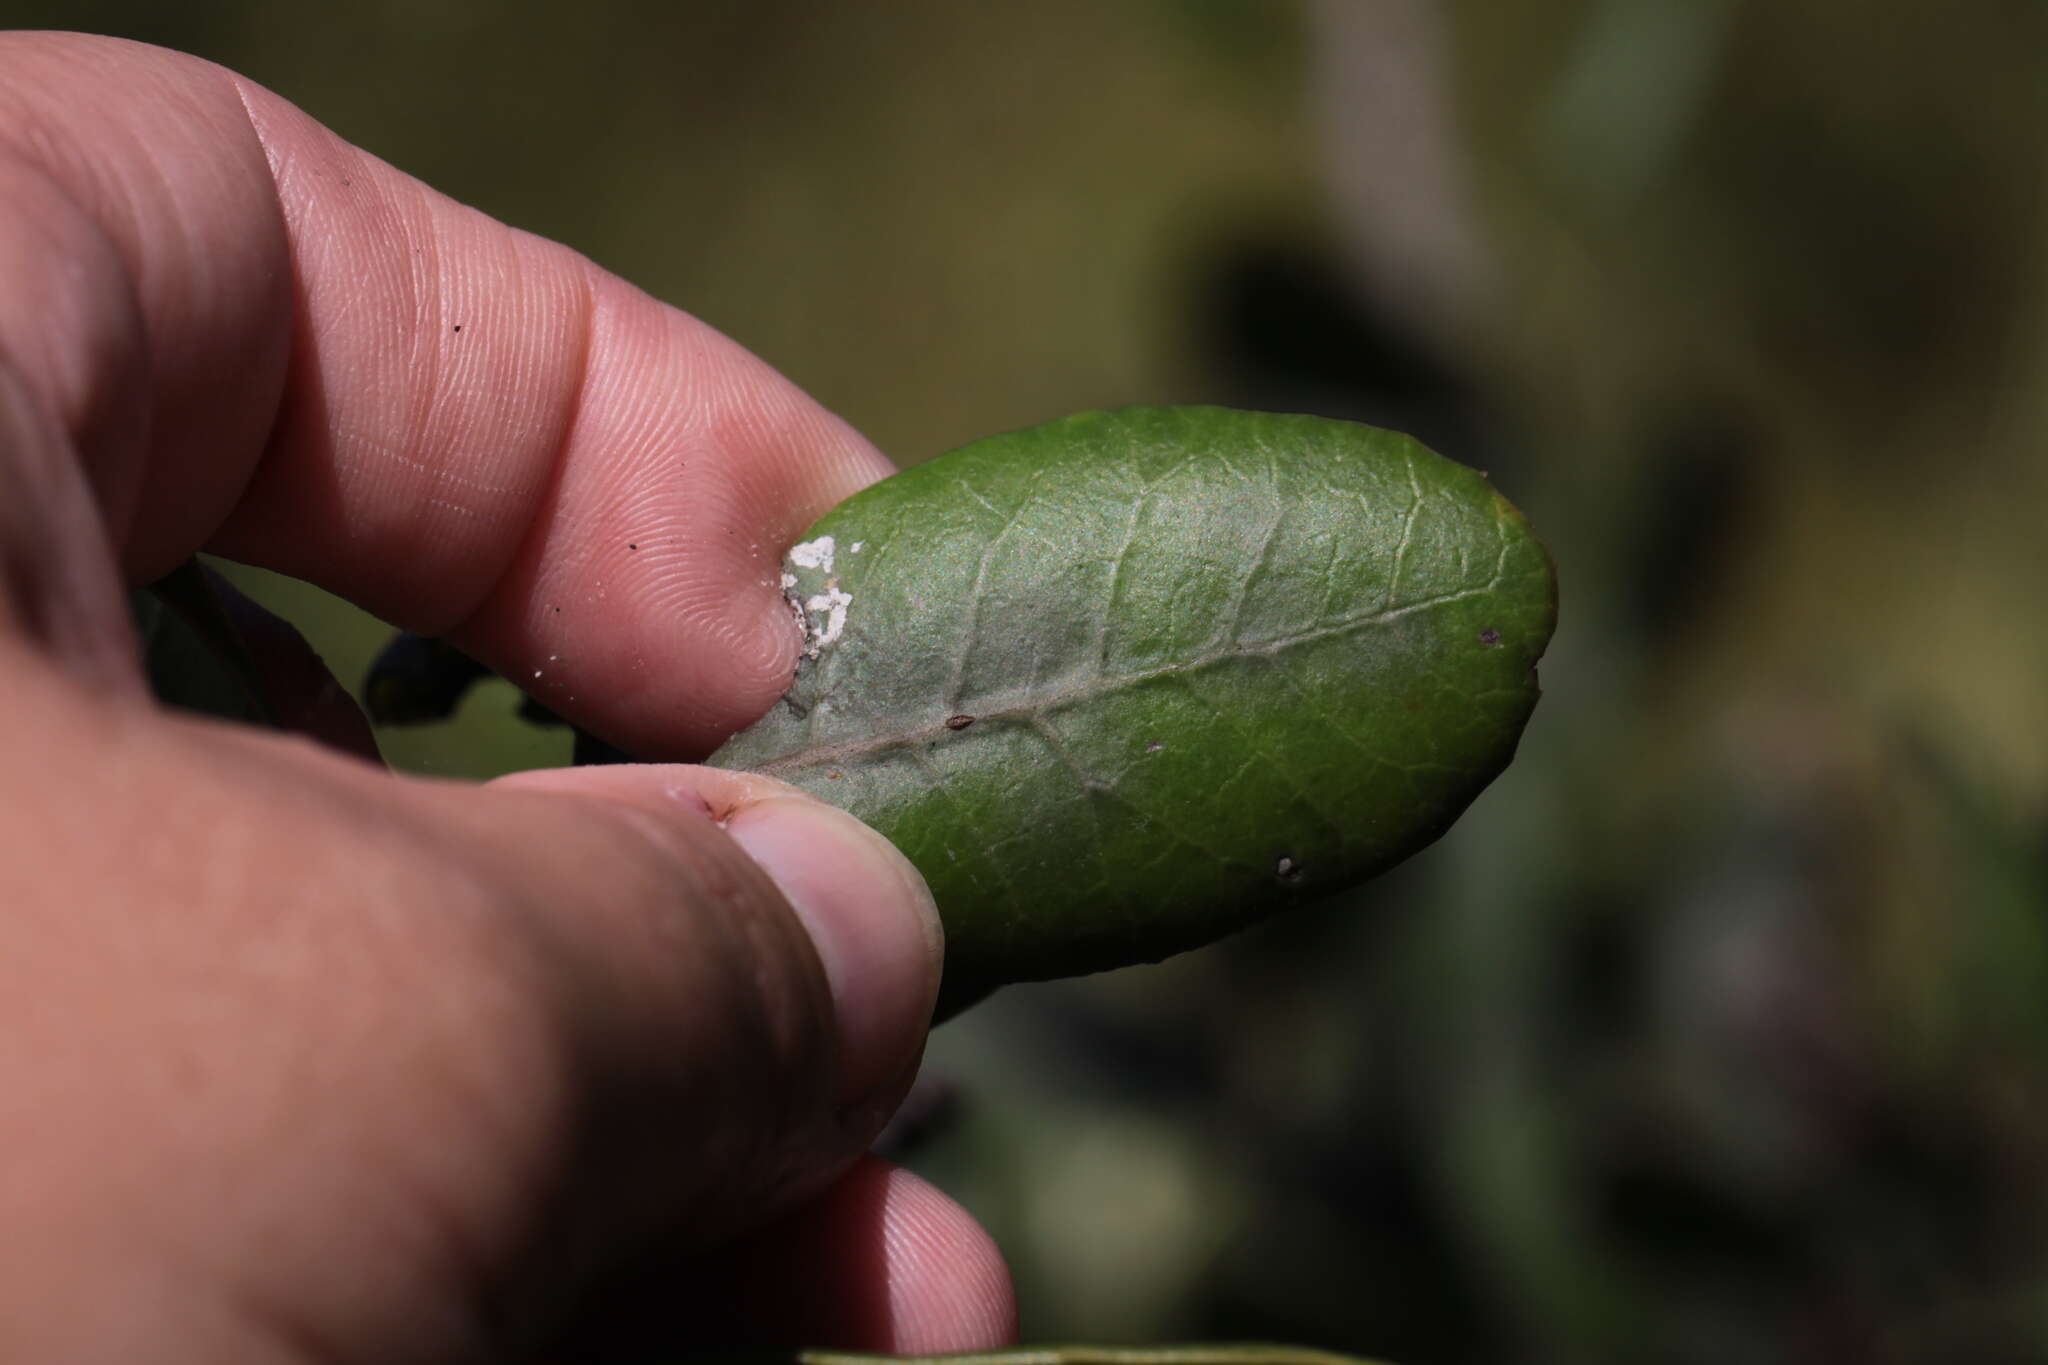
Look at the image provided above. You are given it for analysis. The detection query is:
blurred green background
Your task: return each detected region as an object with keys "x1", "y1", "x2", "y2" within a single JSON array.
[{"x1": 19, "y1": 1, "x2": 2048, "y2": 1360}]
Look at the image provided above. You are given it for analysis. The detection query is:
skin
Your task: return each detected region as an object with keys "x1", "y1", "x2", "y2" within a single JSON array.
[{"x1": 0, "y1": 31, "x2": 1014, "y2": 1364}]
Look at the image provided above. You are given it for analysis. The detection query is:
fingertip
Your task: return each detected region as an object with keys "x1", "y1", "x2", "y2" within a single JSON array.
[
  {"x1": 447, "y1": 353, "x2": 890, "y2": 759},
  {"x1": 491, "y1": 764, "x2": 941, "y2": 1113},
  {"x1": 619, "y1": 1155, "x2": 1017, "y2": 1355},
  {"x1": 723, "y1": 788, "x2": 942, "y2": 1108},
  {"x1": 866, "y1": 1159, "x2": 1019, "y2": 1353}
]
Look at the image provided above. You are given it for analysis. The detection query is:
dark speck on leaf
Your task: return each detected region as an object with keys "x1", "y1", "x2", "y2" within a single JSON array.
[
  {"x1": 452, "y1": 324, "x2": 462, "y2": 333},
  {"x1": 628, "y1": 543, "x2": 639, "y2": 551},
  {"x1": 1478, "y1": 627, "x2": 1501, "y2": 647},
  {"x1": 1145, "y1": 740, "x2": 1165, "y2": 753},
  {"x1": 944, "y1": 714, "x2": 975, "y2": 731}
]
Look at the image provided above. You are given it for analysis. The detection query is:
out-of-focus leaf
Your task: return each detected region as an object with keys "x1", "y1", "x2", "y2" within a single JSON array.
[
  {"x1": 133, "y1": 561, "x2": 272, "y2": 727},
  {"x1": 363, "y1": 632, "x2": 493, "y2": 726},
  {"x1": 710, "y1": 407, "x2": 1555, "y2": 1008},
  {"x1": 135, "y1": 560, "x2": 379, "y2": 759}
]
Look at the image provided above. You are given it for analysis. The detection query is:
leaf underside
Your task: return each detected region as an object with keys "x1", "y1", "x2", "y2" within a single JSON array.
[{"x1": 710, "y1": 407, "x2": 1556, "y2": 1010}]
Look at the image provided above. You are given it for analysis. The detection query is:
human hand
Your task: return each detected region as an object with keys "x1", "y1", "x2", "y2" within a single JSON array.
[{"x1": 0, "y1": 32, "x2": 1012, "y2": 1363}]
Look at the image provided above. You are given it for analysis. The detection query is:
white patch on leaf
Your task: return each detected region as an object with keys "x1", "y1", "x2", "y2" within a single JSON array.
[
  {"x1": 785, "y1": 537, "x2": 854, "y2": 659},
  {"x1": 789, "y1": 536, "x2": 837, "y2": 573},
  {"x1": 804, "y1": 583, "x2": 853, "y2": 653}
]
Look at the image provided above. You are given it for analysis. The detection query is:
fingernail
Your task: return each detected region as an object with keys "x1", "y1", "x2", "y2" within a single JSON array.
[{"x1": 726, "y1": 794, "x2": 941, "y2": 1105}]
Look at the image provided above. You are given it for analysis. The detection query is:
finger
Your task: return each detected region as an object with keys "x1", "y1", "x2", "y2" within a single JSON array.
[
  {"x1": 558, "y1": 1155, "x2": 1018, "y2": 1357},
  {"x1": 0, "y1": 651, "x2": 942, "y2": 1357},
  {"x1": 707, "y1": 1155, "x2": 1018, "y2": 1354},
  {"x1": 0, "y1": 353, "x2": 141, "y2": 697},
  {"x1": 0, "y1": 34, "x2": 893, "y2": 756}
]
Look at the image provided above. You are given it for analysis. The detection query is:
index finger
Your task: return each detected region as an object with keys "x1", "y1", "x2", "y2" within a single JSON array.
[{"x1": 0, "y1": 33, "x2": 893, "y2": 756}]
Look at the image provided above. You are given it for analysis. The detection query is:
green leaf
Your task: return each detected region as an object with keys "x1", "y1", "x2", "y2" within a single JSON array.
[{"x1": 710, "y1": 407, "x2": 1556, "y2": 1010}]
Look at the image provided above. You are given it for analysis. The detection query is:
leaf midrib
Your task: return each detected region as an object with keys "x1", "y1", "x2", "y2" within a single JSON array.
[{"x1": 745, "y1": 573, "x2": 1513, "y2": 778}]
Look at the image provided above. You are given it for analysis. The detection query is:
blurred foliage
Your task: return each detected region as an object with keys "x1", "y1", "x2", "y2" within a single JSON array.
[{"x1": 18, "y1": 0, "x2": 2048, "y2": 1361}]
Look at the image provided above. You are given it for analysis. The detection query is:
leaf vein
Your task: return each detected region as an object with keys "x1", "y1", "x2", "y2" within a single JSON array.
[
  {"x1": 1028, "y1": 714, "x2": 1261, "y2": 877},
  {"x1": 1163, "y1": 669, "x2": 1353, "y2": 847},
  {"x1": 942, "y1": 476, "x2": 1012, "y2": 710},
  {"x1": 1094, "y1": 492, "x2": 1150, "y2": 674},
  {"x1": 903, "y1": 743, "x2": 1031, "y2": 916},
  {"x1": 1383, "y1": 445, "x2": 1426, "y2": 608},
  {"x1": 1220, "y1": 449, "x2": 1288, "y2": 647},
  {"x1": 748, "y1": 578, "x2": 1500, "y2": 777}
]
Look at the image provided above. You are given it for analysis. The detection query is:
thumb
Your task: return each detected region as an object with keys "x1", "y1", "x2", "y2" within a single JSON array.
[
  {"x1": 458, "y1": 763, "x2": 943, "y2": 1336},
  {"x1": 495, "y1": 762, "x2": 943, "y2": 1127},
  {"x1": 0, "y1": 655, "x2": 948, "y2": 1360},
  {"x1": 307, "y1": 760, "x2": 947, "y2": 1350}
]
